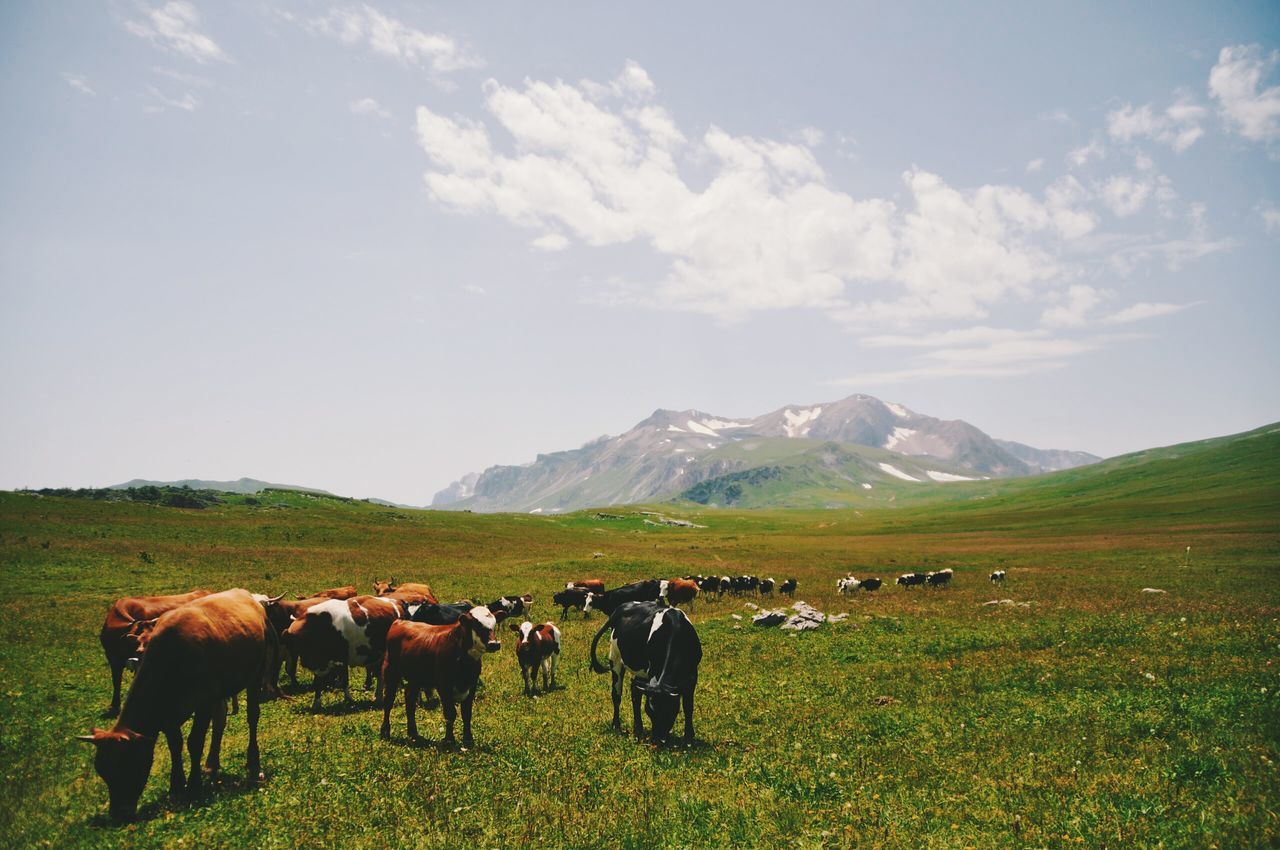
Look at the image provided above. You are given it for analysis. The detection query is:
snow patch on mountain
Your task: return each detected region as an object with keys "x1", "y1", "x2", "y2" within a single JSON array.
[
  {"x1": 783, "y1": 407, "x2": 822, "y2": 438},
  {"x1": 884, "y1": 427, "x2": 918, "y2": 451},
  {"x1": 701, "y1": 418, "x2": 750, "y2": 430},
  {"x1": 926, "y1": 470, "x2": 977, "y2": 482},
  {"x1": 667, "y1": 424, "x2": 686, "y2": 432},
  {"x1": 885, "y1": 402, "x2": 910, "y2": 418},
  {"x1": 686, "y1": 420, "x2": 719, "y2": 437},
  {"x1": 879, "y1": 462, "x2": 921, "y2": 482}
]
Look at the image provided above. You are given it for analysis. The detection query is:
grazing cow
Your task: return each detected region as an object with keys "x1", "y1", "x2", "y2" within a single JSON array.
[
  {"x1": 568, "y1": 579, "x2": 606, "y2": 595},
  {"x1": 297, "y1": 585, "x2": 357, "y2": 601},
  {"x1": 731, "y1": 575, "x2": 759, "y2": 596},
  {"x1": 718, "y1": 576, "x2": 732, "y2": 597},
  {"x1": 487, "y1": 594, "x2": 534, "y2": 620},
  {"x1": 778, "y1": 578, "x2": 798, "y2": 597},
  {"x1": 510, "y1": 621, "x2": 561, "y2": 695},
  {"x1": 589, "y1": 601, "x2": 702, "y2": 745},
  {"x1": 926, "y1": 568, "x2": 954, "y2": 588},
  {"x1": 283, "y1": 595, "x2": 404, "y2": 710},
  {"x1": 696, "y1": 576, "x2": 721, "y2": 598},
  {"x1": 373, "y1": 581, "x2": 439, "y2": 606},
  {"x1": 583, "y1": 580, "x2": 662, "y2": 617},
  {"x1": 661, "y1": 578, "x2": 700, "y2": 610},
  {"x1": 407, "y1": 601, "x2": 473, "y2": 625},
  {"x1": 552, "y1": 587, "x2": 593, "y2": 619},
  {"x1": 837, "y1": 576, "x2": 861, "y2": 595},
  {"x1": 989, "y1": 570, "x2": 1006, "y2": 583},
  {"x1": 860, "y1": 577, "x2": 883, "y2": 592},
  {"x1": 896, "y1": 572, "x2": 928, "y2": 588},
  {"x1": 99, "y1": 590, "x2": 212, "y2": 717},
  {"x1": 379, "y1": 607, "x2": 502, "y2": 746},
  {"x1": 77, "y1": 589, "x2": 272, "y2": 821},
  {"x1": 759, "y1": 578, "x2": 776, "y2": 596}
]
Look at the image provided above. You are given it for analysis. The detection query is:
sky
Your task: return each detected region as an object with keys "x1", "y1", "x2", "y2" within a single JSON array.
[{"x1": 1, "y1": 1, "x2": 1278, "y2": 505}]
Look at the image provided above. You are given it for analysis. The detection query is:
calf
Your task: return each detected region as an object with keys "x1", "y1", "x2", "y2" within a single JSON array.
[
  {"x1": 379, "y1": 607, "x2": 502, "y2": 746},
  {"x1": 553, "y1": 587, "x2": 593, "y2": 619},
  {"x1": 778, "y1": 578, "x2": 798, "y2": 597},
  {"x1": 661, "y1": 578, "x2": 700, "y2": 610},
  {"x1": 584, "y1": 579, "x2": 662, "y2": 617},
  {"x1": 589, "y1": 601, "x2": 702, "y2": 745},
  {"x1": 283, "y1": 595, "x2": 404, "y2": 710},
  {"x1": 510, "y1": 621, "x2": 561, "y2": 695},
  {"x1": 837, "y1": 576, "x2": 861, "y2": 595},
  {"x1": 989, "y1": 570, "x2": 1006, "y2": 583},
  {"x1": 77, "y1": 589, "x2": 272, "y2": 821},
  {"x1": 99, "y1": 590, "x2": 212, "y2": 717},
  {"x1": 926, "y1": 568, "x2": 954, "y2": 588},
  {"x1": 896, "y1": 572, "x2": 927, "y2": 588},
  {"x1": 298, "y1": 585, "x2": 357, "y2": 601},
  {"x1": 860, "y1": 577, "x2": 883, "y2": 592},
  {"x1": 568, "y1": 579, "x2": 606, "y2": 595}
]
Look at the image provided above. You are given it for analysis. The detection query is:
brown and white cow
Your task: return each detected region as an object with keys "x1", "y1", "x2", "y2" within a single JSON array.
[
  {"x1": 379, "y1": 606, "x2": 502, "y2": 747},
  {"x1": 283, "y1": 595, "x2": 404, "y2": 710},
  {"x1": 660, "y1": 578, "x2": 700, "y2": 610},
  {"x1": 99, "y1": 590, "x2": 212, "y2": 717},
  {"x1": 510, "y1": 620, "x2": 561, "y2": 696},
  {"x1": 77, "y1": 589, "x2": 273, "y2": 821},
  {"x1": 374, "y1": 580, "x2": 439, "y2": 606},
  {"x1": 298, "y1": 585, "x2": 357, "y2": 601},
  {"x1": 568, "y1": 579, "x2": 606, "y2": 595}
]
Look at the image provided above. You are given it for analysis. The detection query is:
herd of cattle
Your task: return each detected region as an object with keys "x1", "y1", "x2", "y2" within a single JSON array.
[{"x1": 80, "y1": 567, "x2": 993, "y2": 820}]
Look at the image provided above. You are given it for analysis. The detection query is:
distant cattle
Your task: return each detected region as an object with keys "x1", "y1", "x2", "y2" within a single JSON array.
[
  {"x1": 283, "y1": 595, "x2": 404, "y2": 710},
  {"x1": 99, "y1": 589, "x2": 212, "y2": 717},
  {"x1": 568, "y1": 579, "x2": 606, "y2": 595},
  {"x1": 298, "y1": 585, "x2": 357, "y2": 601},
  {"x1": 552, "y1": 587, "x2": 593, "y2": 619},
  {"x1": 589, "y1": 601, "x2": 702, "y2": 745},
  {"x1": 896, "y1": 572, "x2": 928, "y2": 588},
  {"x1": 989, "y1": 570, "x2": 1006, "y2": 583},
  {"x1": 731, "y1": 575, "x2": 759, "y2": 596},
  {"x1": 860, "y1": 577, "x2": 883, "y2": 592},
  {"x1": 696, "y1": 576, "x2": 721, "y2": 597},
  {"x1": 778, "y1": 578, "x2": 797, "y2": 597},
  {"x1": 78, "y1": 589, "x2": 272, "y2": 821},
  {"x1": 584, "y1": 580, "x2": 662, "y2": 617},
  {"x1": 373, "y1": 581, "x2": 439, "y2": 606},
  {"x1": 926, "y1": 569, "x2": 954, "y2": 588},
  {"x1": 487, "y1": 594, "x2": 534, "y2": 620},
  {"x1": 718, "y1": 576, "x2": 732, "y2": 597},
  {"x1": 837, "y1": 576, "x2": 861, "y2": 595},
  {"x1": 661, "y1": 578, "x2": 700, "y2": 609},
  {"x1": 379, "y1": 606, "x2": 502, "y2": 746},
  {"x1": 759, "y1": 578, "x2": 776, "y2": 596},
  {"x1": 510, "y1": 620, "x2": 561, "y2": 695}
]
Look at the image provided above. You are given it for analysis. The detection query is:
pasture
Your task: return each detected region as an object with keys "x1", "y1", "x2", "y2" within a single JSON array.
[{"x1": 0, "y1": 478, "x2": 1277, "y2": 849}]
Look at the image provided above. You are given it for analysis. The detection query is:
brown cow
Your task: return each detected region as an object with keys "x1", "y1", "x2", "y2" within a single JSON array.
[
  {"x1": 510, "y1": 620, "x2": 561, "y2": 696},
  {"x1": 99, "y1": 590, "x2": 212, "y2": 717},
  {"x1": 661, "y1": 578, "x2": 700, "y2": 610},
  {"x1": 374, "y1": 580, "x2": 439, "y2": 606},
  {"x1": 77, "y1": 589, "x2": 272, "y2": 821},
  {"x1": 379, "y1": 606, "x2": 502, "y2": 746},
  {"x1": 263, "y1": 596, "x2": 331, "y2": 687},
  {"x1": 298, "y1": 585, "x2": 357, "y2": 601},
  {"x1": 569, "y1": 579, "x2": 606, "y2": 595},
  {"x1": 283, "y1": 595, "x2": 405, "y2": 710}
]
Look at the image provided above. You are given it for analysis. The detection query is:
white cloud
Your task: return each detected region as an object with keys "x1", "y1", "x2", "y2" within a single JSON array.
[
  {"x1": 462, "y1": 284, "x2": 487, "y2": 296},
  {"x1": 350, "y1": 97, "x2": 391, "y2": 119},
  {"x1": 311, "y1": 5, "x2": 480, "y2": 75},
  {"x1": 126, "y1": 2, "x2": 229, "y2": 65},
  {"x1": 530, "y1": 233, "x2": 570, "y2": 251},
  {"x1": 796, "y1": 126, "x2": 825, "y2": 147},
  {"x1": 1067, "y1": 137, "x2": 1105, "y2": 167},
  {"x1": 832, "y1": 333, "x2": 1109, "y2": 385},
  {"x1": 1209, "y1": 44, "x2": 1280, "y2": 144},
  {"x1": 1102, "y1": 301, "x2": 1197, "y2": 324},
  {"x1": 1098, "y1": 174, "x2": 1153, "y2": 217},
  {"x1": 62, "y1": 73, "x2": 95, "y2": 96},
  {"x1": 1026, "y1": 158, "x2": 1044, "y2": 173},
  {"x1": 145, "y1": 86, "x2": 198, "y2": 112},
  {"x1": 1107, "y1": 95, "x2": 1206, "y2": 152},
  {"x1": 1041, "y1": 284, "x2": 1103, "y2": 327},
  {"x1": 1259, "y1": 201, "x2": 1280, "y2": 234},
  {"x1": 860, "y1": 326, "x2": 1046, "y2": 349}
]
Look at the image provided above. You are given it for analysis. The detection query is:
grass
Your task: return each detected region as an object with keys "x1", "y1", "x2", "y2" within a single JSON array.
[{"x1": 0, "y1": 432, "x2": 1277, "y2": 848}]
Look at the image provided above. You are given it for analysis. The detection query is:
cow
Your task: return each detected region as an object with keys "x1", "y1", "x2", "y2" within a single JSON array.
[
  {"x1": 926, "y1": 569, "x2": 954, "y2": 588},
  {"x1": 718, "y1": 576, "x2": 732, "y2": 597},
  {"x1": 407, "y1": 601, "x2": 473, "y2": 625},
  {"x1": 661, "y1": 578, "x2": 700, "y2": 610},
  {"x1": 896, "y1": 572, "x2": 928, "y2": 588},
  {"x1": 379, "y1": 606, "x2": 502, "y2": 747},
  {"x1": 552, "y1": 587, "x2": 593, "y2": 619},
  {"x1": 297, "y1": 585, "x2": 357, "y2": 601},
  {"x1": 589, "y1": 601, "x2": 702, "y2": 746},
  {"x1": 837, "y1": 576, "x2": 861, "y2": 595},
  {"x1": 778, "y1": 578, "x2": 797, "y2": 597},
  {"x1": 264, "y1": 596, "x2": 332, "y2": 687},
  {"x1": 487, "y1": 594, "x2": 534, "y2": 620},
  {"x1": 989, "y1": 570, "x2": 1006, "y2": 583},
  {"x1": 568, "y1": 579, "x2": 606, "y2": 595},
  {"x1": 583, "y1": 580, "x2": 662, "y2": 617},
  {"x1": 510, "y1": 621, "x2": 561, "y2": 696},
  {"x1": 731, "y1": 575, "x2": 759, "y2": 596},
  {"x1": 860, "y1": 577, "x2": 883, "y2": 592},
  {"x1": 759, "y1": 578, "x2": 776, "y2": 596},
  {"x1": 373, "y1": 581, "x2": 439, "y2": 606},
  {"x1": 77, "y1": 589, "x2": 272, "y2": 821},
  {"x1": 99, "y1": 590, "x2": 212, "y2": 717},
  {"x1": 696, "y1": 576, "x2": 721, "y2": 598},
  {"x1": 283, "y1": 595, "x2": 404, "y2": 710}
]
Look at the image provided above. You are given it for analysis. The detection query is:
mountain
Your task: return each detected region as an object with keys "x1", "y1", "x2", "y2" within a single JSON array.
[
  {"x1": 109, "y1": 477, "x2": 334, "y2": 496},
  {"x1": 432, "y1": 394, "x2": 1102, "y2": 513}
]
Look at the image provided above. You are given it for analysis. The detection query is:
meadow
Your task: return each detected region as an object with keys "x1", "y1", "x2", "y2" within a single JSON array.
[{"x1": 0, "y1": 431, "x2": 1277, "y2": 848}]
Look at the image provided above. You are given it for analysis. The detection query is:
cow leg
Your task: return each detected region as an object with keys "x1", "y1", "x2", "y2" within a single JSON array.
[
  {"x1": 245, "y1": 680, "x2": 261, "y2": 784},
  {"x1": 610, "y1": 670, "x2": 623, "y2": 731},
  {"x1": 379, "y1": 664, "x2": 398, "y2": 740},
  {"x1": 341, "y1": 665, "x2": 354, "y2": 706},
  {"x1": 311, "y1": 669, "x2": 325, "y2": 712},
  {"x1": 460, "y1": 691, "x2": 475, "y2": 748},
  {"x1": 441, "y1": 695, "x2": 457, "y2": 746},
  {"x1": 186, "y1": 705, "x2": 211, "y2": 796},
  {"x1": 550, "y1": 652, "x2": 559, "y2": 689},
  {"x1": 206, "y1": 698, "x2": 227, "y2": 774},
  {"x1": 521, "y1": 663, "x2": 531, "y2": 696},
  {"x1": 286, "y1": 647, "x2": 299, "y2": 686},
  {"x1": 105, "y1": 660, "x2": 124, "y2": 718},
  {"x1": 228, "y1": 692, "x2": 238, "y2": 715},
  {"x1": 165, "y1": 726, "x2": 185, "y2": 796},
  {"x1": 630, "y1": 680, "x2": 645, "y2": 739},
  {"x1": 405, "y1": 685, "x2": 420, "y2": 741},
  {"x1": 364, "y1": 666, "x2": 373, "y2": 691},
  {"x1": 682, "y1": 678, "x2": 697, "y2": 745}
]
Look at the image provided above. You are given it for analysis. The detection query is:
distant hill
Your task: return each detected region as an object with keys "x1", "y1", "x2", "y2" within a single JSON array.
[
  {"x1": 433, "y1": 393, "x2": 1101, "y2": 513},
  {"x1": 109, "y1": 477, "x2": 335, "y2": 496}
]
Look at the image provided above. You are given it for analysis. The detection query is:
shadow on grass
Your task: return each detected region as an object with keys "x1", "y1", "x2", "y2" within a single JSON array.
[
  {"x1": 85, "y1": 770, "x2": 261, "y2": 829},
  {"x1": 294, "y1": 699, "x2": 379, "y2": 717}
]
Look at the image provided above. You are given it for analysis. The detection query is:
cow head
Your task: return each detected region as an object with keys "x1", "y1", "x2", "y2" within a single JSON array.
[
  {"x1": 373, "y1": 579, "x2": 395, "y2": 596},
  {"x1": 76, "y1": 727, "x2": 156, "y2": 821},
  {"x1": 460, "y1": 606, "x2": 501, "y2": 658},
  {"x1": 283, "y1": 607, "x2": 345, "y2": 672},
  {"x1": 583, "y1": 592, "x2": 597, "y2": 614}
]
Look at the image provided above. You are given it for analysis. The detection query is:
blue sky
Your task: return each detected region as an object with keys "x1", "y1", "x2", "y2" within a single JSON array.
[{"x1": 1, "y1": 1, "x2": 1278, "y2": 504}]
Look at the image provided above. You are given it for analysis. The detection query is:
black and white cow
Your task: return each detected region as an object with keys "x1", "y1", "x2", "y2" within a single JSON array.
[
  {"x1": 759, "y1": 578, "x2": 776, "y2": 596},
  {"x1": 583, "y1": 580, "x2": 662, "y2": 617},
  {"x1": 860, "y1": 577, "x2": 883, "y2": 592},
  {"x1": 696, "y1": 576, "x2": 721, "y2": 598},
  {"x1": 837, "y1": 576, "x2": 861, "y2": 595},
  {"x1": 717, "y1": 576, "x2": 732, "y2": 597},
  {"x1": 552, "y1": 587, "x2": 593, "y2": 619},
  {"x1": 896, "y1": 572, "x2": 928, "y2": 588},
  {"x1": 926, "y1": 568, "x2": 954, "y2": 588},
  {"x1": 989, "y1": 570, "x2": 1006, "y2": 583},
  {"x1": 778, "y1": 578, "x2": 797, "y2": 597},
  {"x1": 589, "y1": 601, "x2": 701, "y2": 745},
  {"x1": 406, "y1": 601, "x2": 473, "y2": 625}
]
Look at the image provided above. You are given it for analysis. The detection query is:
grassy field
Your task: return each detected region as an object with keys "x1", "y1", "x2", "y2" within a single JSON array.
[{"x1": 1, "y1": 429, "x2": 1278, "y2": 848}]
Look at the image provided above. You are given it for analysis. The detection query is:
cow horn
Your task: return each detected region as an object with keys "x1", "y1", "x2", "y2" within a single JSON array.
[
  {"x1": 267, "y1": 593, "x2": 285, "y2": 604},
  {"x1": 75, "y1": 733, "x2": 98, "y2": 743}
]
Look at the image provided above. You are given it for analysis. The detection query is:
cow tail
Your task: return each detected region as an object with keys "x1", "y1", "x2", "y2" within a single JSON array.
[{"x1": 589, "y1": 615, "x2": 614, "y2": 674}]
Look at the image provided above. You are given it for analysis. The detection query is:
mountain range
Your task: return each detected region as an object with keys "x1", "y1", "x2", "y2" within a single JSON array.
[{"x1": 432, "y1": 394, "x2": 1101, "y2": 513}]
